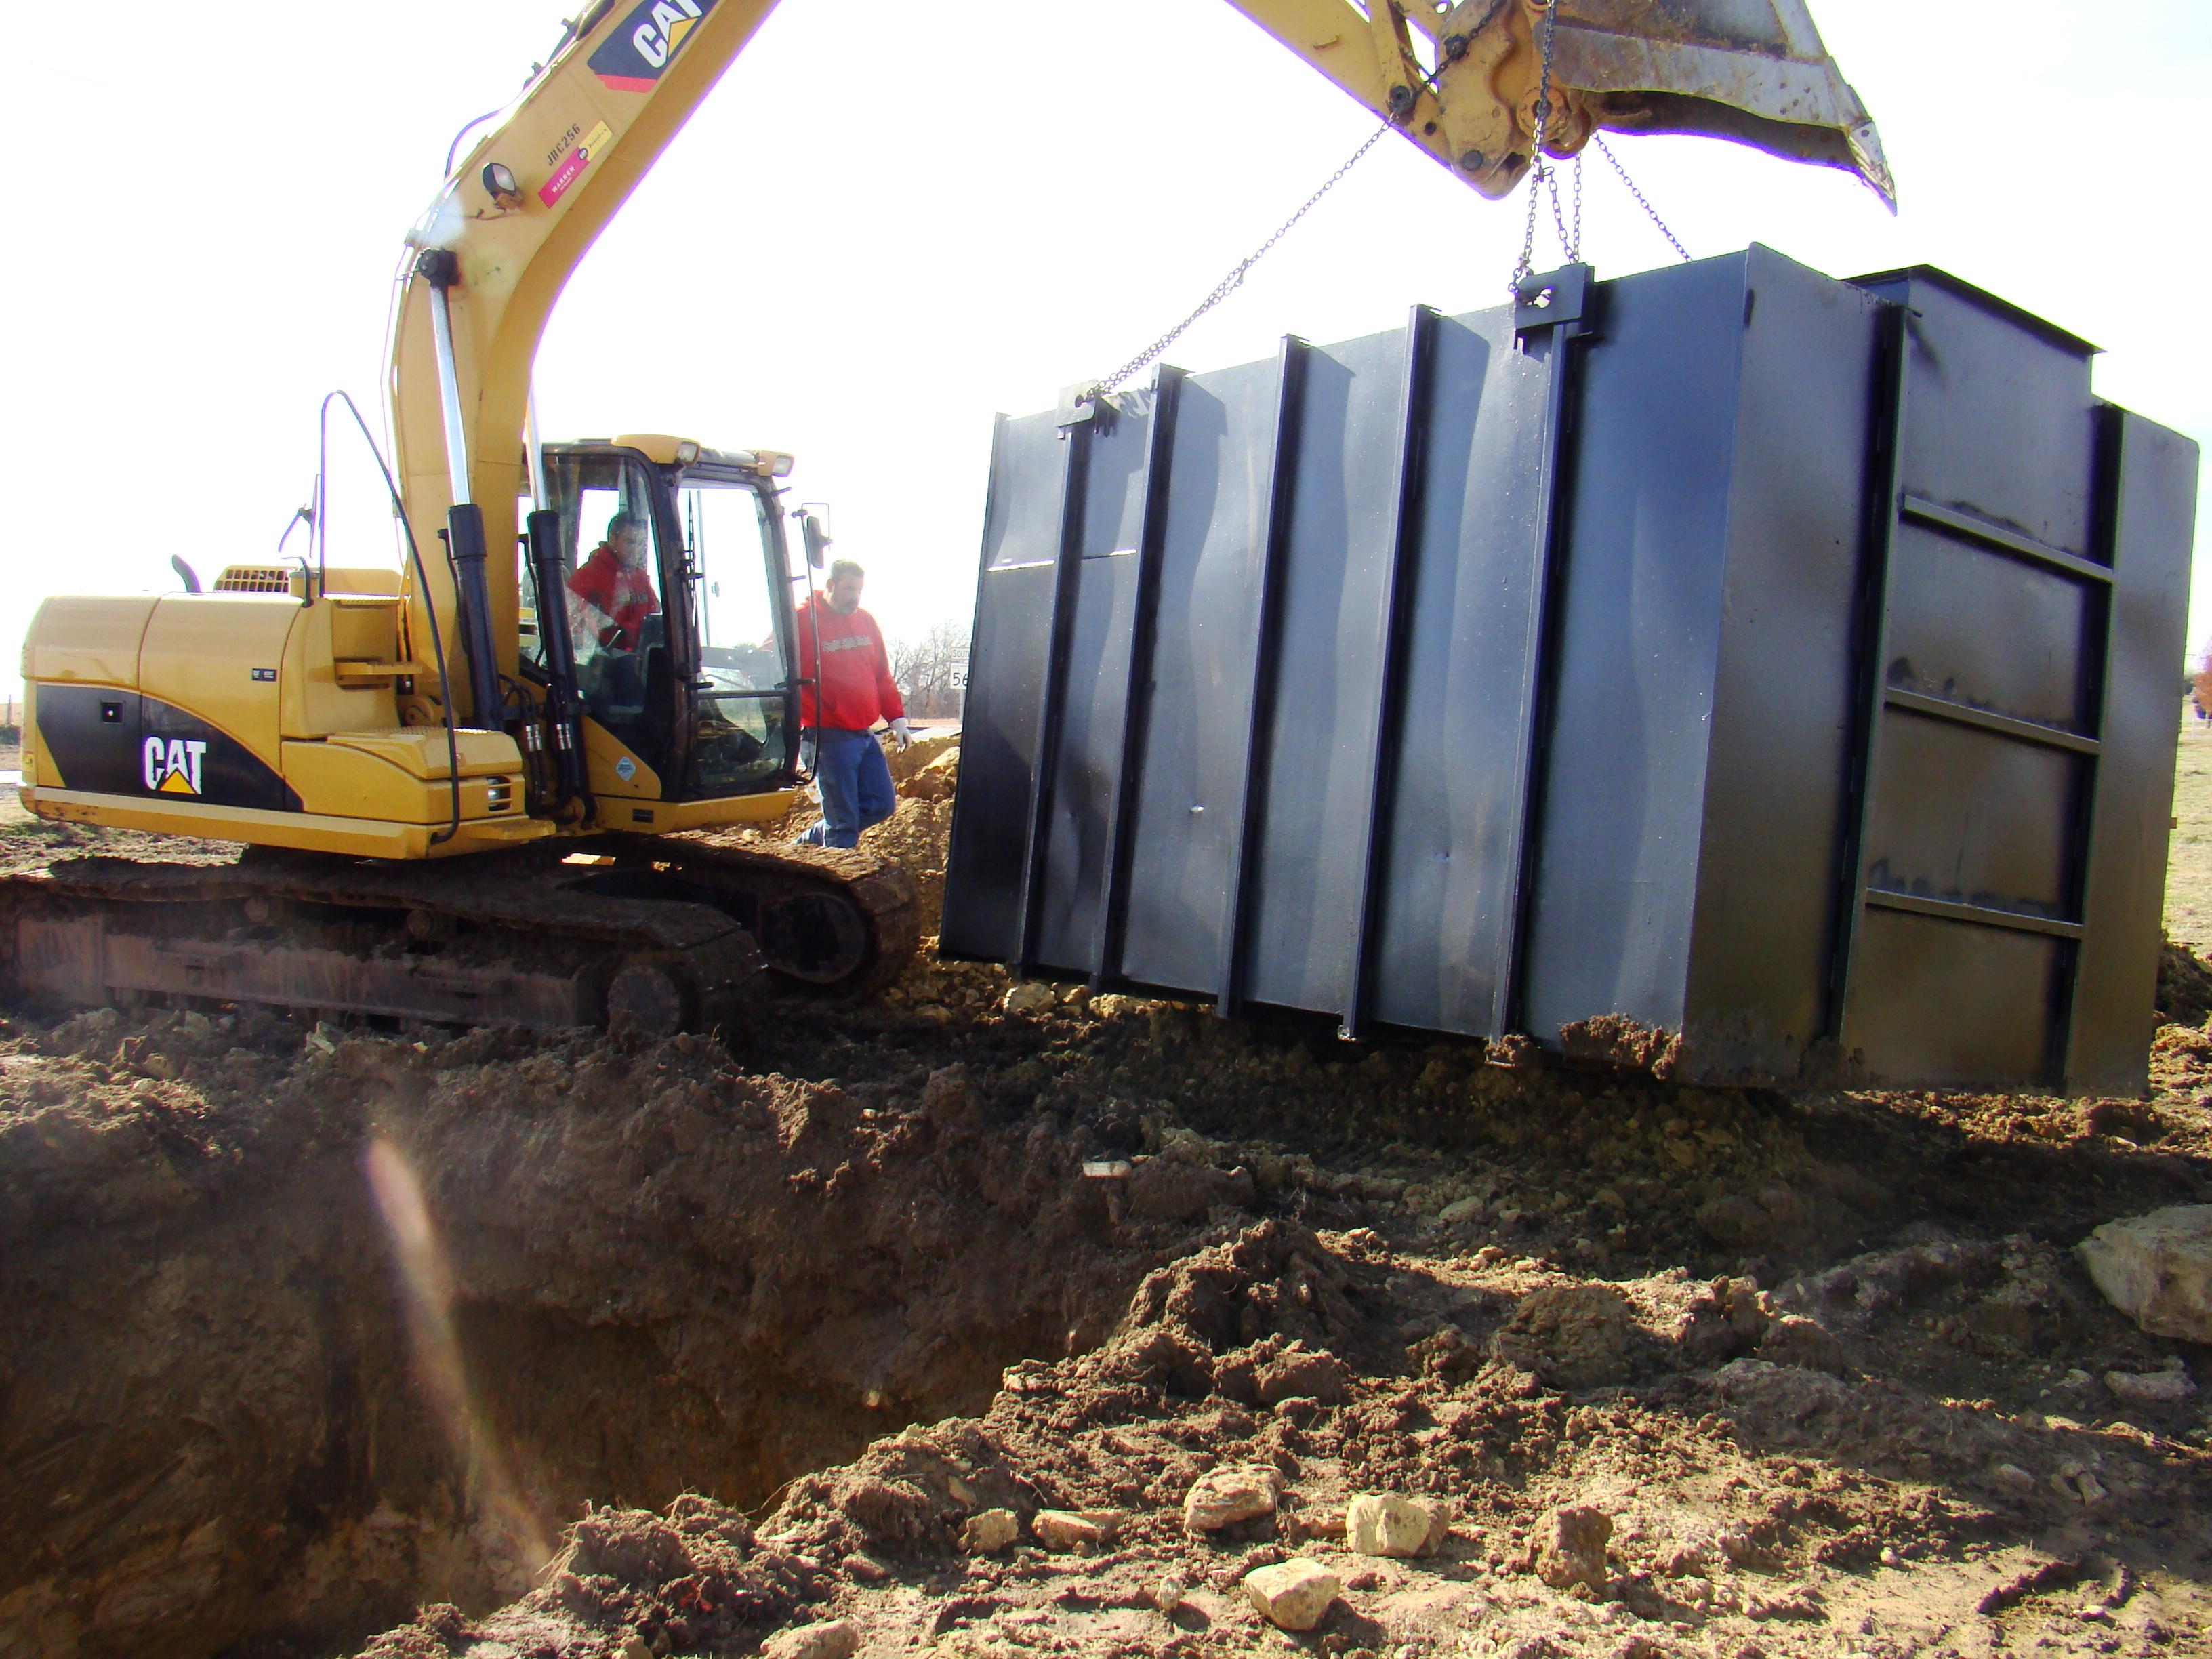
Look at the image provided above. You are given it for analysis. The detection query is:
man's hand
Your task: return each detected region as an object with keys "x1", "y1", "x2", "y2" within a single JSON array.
[{"x1": 890, "y1": 718, "x2": 912, "y2": 750}]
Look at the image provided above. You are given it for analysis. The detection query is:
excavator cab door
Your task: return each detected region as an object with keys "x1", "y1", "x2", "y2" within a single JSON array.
[
  {"x1": 524, "y1": 450, "x2": 680, "y2": 777},
  {"x1": 671, "y1": 472, "x2": 799, "y2": 799},
  {"x1": 524, "y1": 447, "x2": 799, "y2": 802}
]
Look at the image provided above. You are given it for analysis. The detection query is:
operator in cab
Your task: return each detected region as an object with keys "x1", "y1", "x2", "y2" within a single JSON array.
[
  {"x1": 568, "y1": 512, "x2": 661, "y2": 651},
  {"x1": 795, "y1": 558, "x2": 909, "y2": 849}
]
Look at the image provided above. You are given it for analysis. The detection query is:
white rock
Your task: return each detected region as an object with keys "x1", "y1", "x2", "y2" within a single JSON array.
[
  {"x1": 763, "y1": 1622, "x2": 859, "y2": 1659},
  {"x1": 1002, "y1": 981, "x2": 1057, "y2": 1016},
  {"x1": 1183, "y1": 1464, "x2": 1281, "y2": 1533},
  {"x1": 1031, "y1": 1509, "x2": 1118, "y2": 1551},
  {"x1": 1345, "y1": 1493, "x2": 1445, "y2": 1558},
  {"x1": 2104, "y1": 1364, "x2": 2197, "y2": 1406},
  {"x1": 1438, "y1": 1196, "x2": 1485, "y2": 1225},
  {"x1": 2076, "y1": 1206, "x2": 2212, "y2": 1342},
  {"x1": 1990, "y1": 1462, "x2": 2039, "y2": 1498},
  {"x1": 960, "y1": 1509, "x2": 1019, "y2": 1553},
  {"x1": 1244, "y1": 1558, "x2": 1340, "y2": 1631}
]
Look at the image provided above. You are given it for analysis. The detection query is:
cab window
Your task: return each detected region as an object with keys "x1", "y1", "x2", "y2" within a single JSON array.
[{"x1": 520, "y1": 457, "x2": 669, "y2": 748}]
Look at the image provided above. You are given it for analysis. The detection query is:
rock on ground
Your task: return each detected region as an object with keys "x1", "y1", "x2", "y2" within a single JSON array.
[
  {"x1": 1345, "y1": 1492, "x2": 1445, "y2": 1558},
  {"x1": 1244, "y1": 1558, "x2": 1340, "y2": 1631},
  {"x1": 2105, "y1": 1362, "x2": 2197, "y2": 1404},
  {"x1": 1536, "y1": 1504, "x2": 1613, "y2": 1593},
  {"x1": 1029, "y1": 1509, "x2": 1115, "y2": 1550},
  {"x1": 2077, "y1": 1205, "x2": 2212, "y2": 1340},
  {"x1": 1183, "y1": 1464, "x2": 1281, "y2": 1533},
  {"x1": 762, "y1": 1620, "x2": 858, "y2": 1659},
  {"x1": 960, "y1": 1509, "x2": 1017, "y2": 1553}
]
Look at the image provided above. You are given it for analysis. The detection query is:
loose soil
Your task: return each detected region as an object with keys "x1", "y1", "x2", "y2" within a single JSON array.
[{"x1": 1, "y1": 733, "x2": 2208, "y2": 1659}]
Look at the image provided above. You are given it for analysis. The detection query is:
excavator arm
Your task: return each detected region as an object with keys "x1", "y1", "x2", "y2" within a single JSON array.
[{"x1": 392, "y1": 0, "x2": 1889, "y2": 724}]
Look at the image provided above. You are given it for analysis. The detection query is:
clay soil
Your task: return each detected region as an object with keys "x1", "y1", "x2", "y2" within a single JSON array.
[{"x1": 2, "y1": 733, "x2": 2208, "y2": 1659}]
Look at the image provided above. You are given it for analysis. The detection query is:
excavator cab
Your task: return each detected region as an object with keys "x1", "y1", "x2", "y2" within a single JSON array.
[{"x1": 519, "y1": 436, "x2": 806, "y2": 819}]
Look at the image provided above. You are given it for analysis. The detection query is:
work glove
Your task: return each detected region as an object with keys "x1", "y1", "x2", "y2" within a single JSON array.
[
  {"x1": 798, "y1": 731, "x2": 817, "y2": 775},
  {"x1": 890, "y1": 717, "x2": 912, "y2": 750}
]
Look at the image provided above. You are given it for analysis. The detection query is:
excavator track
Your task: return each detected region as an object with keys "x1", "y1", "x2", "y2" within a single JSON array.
[{"x1": 0, "y1": 836, "x2": 918, "y2": 1038}]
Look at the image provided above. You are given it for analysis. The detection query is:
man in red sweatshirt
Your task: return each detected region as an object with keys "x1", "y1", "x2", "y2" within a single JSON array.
[
  {"x1": 567, "y1": 512, "x2": 661, "y2": 650},
  {"x1": 795, "y1": 558, "x2": 909, "y2": 848}
]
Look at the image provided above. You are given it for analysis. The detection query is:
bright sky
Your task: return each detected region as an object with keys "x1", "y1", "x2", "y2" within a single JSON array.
[{"x1": 9, "y1": 0, "x2": 2207, "y2": 693}]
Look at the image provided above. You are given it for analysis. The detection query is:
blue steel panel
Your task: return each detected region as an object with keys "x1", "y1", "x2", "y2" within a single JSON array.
[
  {"x1": 1519, "y1": 255, "x2": 1754, "y2": 1042},
  {"x1": 939, "y1": 412, "x2": 1065, "y2": 960},
  {"x1": 1865, "y1": 716, "x2": 2083, "y2": 916},
  {"x1": 1030, "y1": 406, "x2": 1153, "y2": 972},
  {"x1": 1883, "y1": 520, "x2": 2095, "y2": 731},
  {"x1": 1366, "y1": 310, "x2": 1549, "y2": 1036},
  {"x1": 1116, "y1": 361, "x2": 1282, "y2": 995},
  {"x1": 2068, "y1": 412, "x2": 2201, "y2": 1090},
  {"x1": 1855, "y1": 271, "x2": 2100, "y2": 559},
  {"x1": 1851, "y1": 909, "x2": 2065, "y2": 1085},
  {"x1": 1681, "y1": 247, "x2": 1882, "y2": 1074},
  {"x1": 1243, "y1": 330, "x2": 1408, "y2": 1015}
]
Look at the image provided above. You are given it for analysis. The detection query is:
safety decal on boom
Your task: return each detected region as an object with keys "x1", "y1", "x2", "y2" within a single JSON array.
[
  {"x1": 588, "y1": 0, "x2": 718, "y2": 93},
  {"x1": 540, "y1": 121, "x2": 615, "y2": 209}
]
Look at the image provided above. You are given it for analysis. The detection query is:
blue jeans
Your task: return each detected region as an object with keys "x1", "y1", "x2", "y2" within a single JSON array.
[{"x1": 802, "y1": 727, "x2": 895, "y2": 848}]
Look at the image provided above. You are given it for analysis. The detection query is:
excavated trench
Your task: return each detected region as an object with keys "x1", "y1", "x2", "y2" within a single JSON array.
[{"x1": 0, "y1": 1007, "x2": 1139, "y2": 1659}]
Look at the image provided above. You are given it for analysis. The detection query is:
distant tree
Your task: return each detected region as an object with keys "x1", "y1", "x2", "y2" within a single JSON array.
[{"x1": 888, "y1": 619, "x2": 970, "y2": 718}]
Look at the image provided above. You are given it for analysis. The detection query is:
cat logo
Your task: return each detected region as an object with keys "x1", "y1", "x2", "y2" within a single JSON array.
[
  {"x1": 588, "y1": 0, "x2": 716, "y2": 91},
  {"x1": 142, "y1": 736, "x2": 209, "y2": 796}
]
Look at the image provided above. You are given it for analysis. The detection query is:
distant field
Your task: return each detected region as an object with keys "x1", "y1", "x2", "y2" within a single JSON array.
[{"x1": 2167, "y1": 710, "x2": 2212, "y2": 952}]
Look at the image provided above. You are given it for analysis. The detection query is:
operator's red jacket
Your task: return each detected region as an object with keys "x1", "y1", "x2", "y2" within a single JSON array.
[
  {"x1": 567, "y1": 543, "x2": 659, "y2": 649},
  {"x1": 796, "y1": 592, "x2": 905, "y2": 732}
]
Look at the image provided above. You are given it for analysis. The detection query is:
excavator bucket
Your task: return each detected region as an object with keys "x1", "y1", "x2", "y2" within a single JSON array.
[
  {"x1": 1538, "y1": 0, "x2": 1892, "y2": 205},
  {"x1": 1303, "y1": 0, "x2": 1893, "y2": 207}
]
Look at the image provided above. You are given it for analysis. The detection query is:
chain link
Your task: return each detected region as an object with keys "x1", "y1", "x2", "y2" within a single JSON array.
[
  {"x1": 1093, "y1": 121, "x2": 1394, "y2": 398},
  {"x1": 1570, "y1": 146, "x2": 1584, "y2": 260},
  {"x1": 1593, "y1": 134, "x2": 1693, "y2": 263},
  {"x1": 1543, "y1": 152, "x2": 1583, "y2": 264}
]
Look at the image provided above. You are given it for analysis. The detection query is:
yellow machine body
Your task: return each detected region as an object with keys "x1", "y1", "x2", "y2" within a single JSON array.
[{"x1": 18, "y1": 560, "x2": 794, "y2": 858}]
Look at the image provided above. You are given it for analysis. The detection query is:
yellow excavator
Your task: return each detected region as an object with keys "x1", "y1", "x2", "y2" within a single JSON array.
[{"x1": 7, "y1": 0, "x2": 1889, "y2": 1035}]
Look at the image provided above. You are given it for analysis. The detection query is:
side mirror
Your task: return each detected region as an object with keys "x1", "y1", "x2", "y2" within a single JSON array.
[{"x1": 795, "y1": 502, "x2": 831, "y2": 570}]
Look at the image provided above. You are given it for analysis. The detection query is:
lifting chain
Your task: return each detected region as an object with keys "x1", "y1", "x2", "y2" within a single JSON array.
[
  {"x1": 1092, "y1": 119, "x2": 1395, "y2": 399},
  {"x1": 1593, "y1": 134, "x2": 1693, "y2": 264},
  {"x1": 1510, "y1": 0, "x2": 1570, "y2": 295}
]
